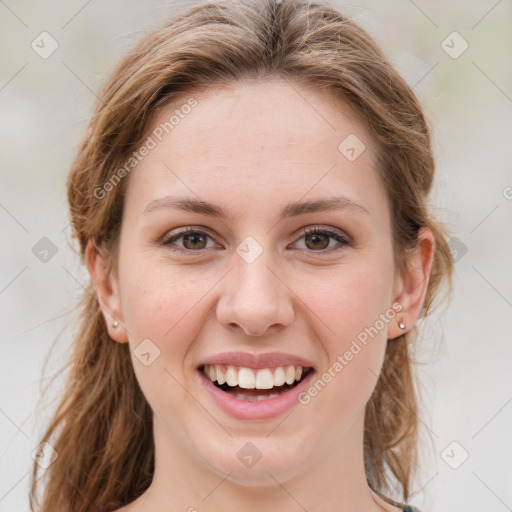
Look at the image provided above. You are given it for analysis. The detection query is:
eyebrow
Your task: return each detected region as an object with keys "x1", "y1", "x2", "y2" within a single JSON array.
[{"x1": 143, "y1": 195, "x2": 369, "y2": 220}]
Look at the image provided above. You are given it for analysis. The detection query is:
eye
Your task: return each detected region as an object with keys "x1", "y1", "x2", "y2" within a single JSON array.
[
  {"x1": 161, "y1": 226, "x2": 350, "y2": 254},
  {"x1": 293, "y1": 227, "x2": 350, "y2": 252},
  {"x1": 161, "y1": 228, "x2": 218, "y2": 252}
]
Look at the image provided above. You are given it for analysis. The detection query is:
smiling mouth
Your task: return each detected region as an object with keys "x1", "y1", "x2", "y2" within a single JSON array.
[{"x1": 199, "y1": 364, "x2": 314, "y2": 401}]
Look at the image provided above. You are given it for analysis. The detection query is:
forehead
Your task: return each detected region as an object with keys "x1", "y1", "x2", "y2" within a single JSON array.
[{"x1": 125, "y1": 78, "x2": 388, "y2": 223}]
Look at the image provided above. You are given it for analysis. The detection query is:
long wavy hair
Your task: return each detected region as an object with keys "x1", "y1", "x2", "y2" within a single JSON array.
[{"x1": 30, "y1": 0, "x2": 453, "y2": 510}]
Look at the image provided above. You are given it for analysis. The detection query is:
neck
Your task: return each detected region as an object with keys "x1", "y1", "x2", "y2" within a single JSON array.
[{"x1": 129, "y1": 413, "x2": 394, "y2": 512}]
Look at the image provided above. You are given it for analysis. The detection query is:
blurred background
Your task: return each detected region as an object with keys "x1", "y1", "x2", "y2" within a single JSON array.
[{"x1": 1, "y1": 0, "x2": 511, "y2": 511}]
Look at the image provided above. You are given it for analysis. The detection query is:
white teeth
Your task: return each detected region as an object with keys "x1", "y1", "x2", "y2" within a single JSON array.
[
  {"x1": 273, "y1": 367, "x2": 286, "y2": 386},
  {"x1": 216, "y1": 366, "x2": 226, "y2": 385},
  {"x1": 255, "y1": 369, "x2": 274, "y2": 389},
  {"x1": 285, "y1": 365, "x2": 295, "y2": 385},
  {"x1": 225, "y1": 365, "x2": 238, "y2": 387},
  {"x1": 231, "y1": 393, "x2": 281, "y2": 401},
  {"x1": 203, "y1": 364, "x2": 308, "y2": 389},
  {"x1": 238, "y1": 368, "x2": 256, "y2": 389}
]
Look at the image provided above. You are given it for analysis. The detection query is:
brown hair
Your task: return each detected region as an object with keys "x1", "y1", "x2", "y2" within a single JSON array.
[{"x1": 30, "y1": 0, "x2": 453, "y2": 510}]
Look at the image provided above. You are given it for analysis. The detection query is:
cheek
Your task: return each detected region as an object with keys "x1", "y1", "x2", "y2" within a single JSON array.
[
  {"x1": 296, "y1": 258, "x2": 394, "y2": 412},
  {"x1": 120, "y1": 258, "x2": 218, "y2": 358},
  {"x1": 120, "y1": 263, "x2": 217, "y2": 422},
  {"x1": 302, "y1": 257, "x2": 394, "y2": 344}
]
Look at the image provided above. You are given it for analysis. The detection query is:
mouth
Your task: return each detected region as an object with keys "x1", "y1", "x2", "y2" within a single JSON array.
[{"x1": 198, "y1": 364, "x2": 315, "y2": 402}]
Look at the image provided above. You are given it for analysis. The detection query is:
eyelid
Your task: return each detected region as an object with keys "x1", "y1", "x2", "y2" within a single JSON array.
[{"x1": 296, "y1": 225, "x2": 350, "y2": 241}]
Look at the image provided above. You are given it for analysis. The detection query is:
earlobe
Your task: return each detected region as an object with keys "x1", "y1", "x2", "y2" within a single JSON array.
[
  {"x1": 85, "y1": 240, "x2": 129, "y2": 343},
  {"x1": 388, "y1": 227, "x2": 435, "y2": 340}
]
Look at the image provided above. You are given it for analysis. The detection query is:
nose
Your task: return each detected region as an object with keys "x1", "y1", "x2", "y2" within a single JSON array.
[{"x1": 216, "y1": 250, "x2": 295, "y2": 337}]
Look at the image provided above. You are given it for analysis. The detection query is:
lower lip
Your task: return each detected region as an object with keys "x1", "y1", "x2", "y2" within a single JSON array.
[{"x1": 197, "y1": 369, "x2": 316, "y2": 420}]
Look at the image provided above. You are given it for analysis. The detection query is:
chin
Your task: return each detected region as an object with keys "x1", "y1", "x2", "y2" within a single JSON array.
[{"x1": 203, "y1": 436, "x2": 309, "y2": 486}]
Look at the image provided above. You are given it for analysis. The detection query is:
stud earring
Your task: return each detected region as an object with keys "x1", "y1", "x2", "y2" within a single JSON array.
[
  {"x1": 113, "y1": 320, "x2": 119, "y2": 328},
  {"x1": 398, "y1": 320, "x2": 406, "y2": 330}
]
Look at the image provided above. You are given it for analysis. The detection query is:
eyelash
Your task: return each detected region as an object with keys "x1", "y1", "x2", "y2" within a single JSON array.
[{"x1": 161, "y1": 226, "x2": 350, "y2": 254}]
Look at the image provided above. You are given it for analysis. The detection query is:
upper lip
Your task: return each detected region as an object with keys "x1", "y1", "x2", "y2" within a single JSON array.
[{"x1": 198, "y1": 351, "x2": 315, "y2": 370}]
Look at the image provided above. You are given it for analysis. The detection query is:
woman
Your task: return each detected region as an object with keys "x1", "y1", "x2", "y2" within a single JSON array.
[{"x1": 30, "y1": 0, "x2": 453, "y2": 511}]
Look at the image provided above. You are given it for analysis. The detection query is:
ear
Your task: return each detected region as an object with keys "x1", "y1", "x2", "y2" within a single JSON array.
[
  {"x1": 388, "y1": 227, "x2": 435, "y2": 340},
  {"x1": 85, "y1": 239, "x2": 128, "y2": 343}
]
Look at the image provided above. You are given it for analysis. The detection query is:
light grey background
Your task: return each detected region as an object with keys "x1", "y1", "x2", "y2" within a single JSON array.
[{"x1": 1, "y1": 1, "x2": 511, "y2": 511}]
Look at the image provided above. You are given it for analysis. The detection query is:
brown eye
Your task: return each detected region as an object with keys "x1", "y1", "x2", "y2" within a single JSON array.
[
  {"x1": 162, "y1": 229, "x2": 216, "y2": 252},
  {"x1": 181, "y1": 232, "x2": 208, "y2": 250},
  {"x1": 295, "y1": 227, "x2": 350, "y2": 252},
  {"x1": 304, "y1": 232, "x2": 330, "y2": 250}
]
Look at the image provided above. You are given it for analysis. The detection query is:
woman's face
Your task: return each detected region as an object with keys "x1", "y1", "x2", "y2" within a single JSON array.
[{"x1": 107, "y1": 79, "x2": 405, "y2": 484}]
